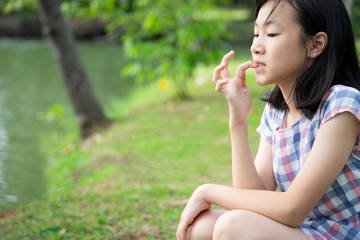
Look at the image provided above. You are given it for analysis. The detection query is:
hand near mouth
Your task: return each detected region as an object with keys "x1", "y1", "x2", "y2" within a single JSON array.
[{"x1": 213, "y1": 50, "x2": 257, "y2": 123}]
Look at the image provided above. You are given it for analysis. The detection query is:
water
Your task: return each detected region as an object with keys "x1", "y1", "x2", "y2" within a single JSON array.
[{"x1": 0, "y1": 39, "x2": 131, "y2": 213}]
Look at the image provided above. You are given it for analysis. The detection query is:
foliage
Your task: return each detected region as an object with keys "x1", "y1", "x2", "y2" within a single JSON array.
[
  {"x1": 2, "y1": 0, "x2": 37, "y2": 14},
  {"x1": 34, "y1": 0, "x2": 230, "y2": 98},
  {"x1": 352, "y1": 1, "x2": 360, "y2": 37},
  {"x1": 1, "y1": 0, "x2": 132, "y2": 16},
  {"x1": 214, "y1": 0, "x2": 255, "y2": 10},
  {"x1": 110, "y1": 0, "x2": 229, "y2": 98},
  {"x1": 1, "y1": 0, "x2": 231, "y2": 99},
  {"x1": 0, "y1": 52, "x2": 266, "y2": 238},
  {"x1": 60, "y1": 0, "x2": 135, "y2": 19}
]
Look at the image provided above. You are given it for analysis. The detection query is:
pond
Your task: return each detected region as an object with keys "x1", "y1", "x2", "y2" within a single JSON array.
[{"x1": 0, "y1": 39, "x2": 131, "y2": 213}]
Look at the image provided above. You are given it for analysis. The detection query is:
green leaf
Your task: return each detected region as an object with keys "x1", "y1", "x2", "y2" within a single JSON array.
[{"x1": 121, "y1": 62, "x2": 142, "y2": 77}]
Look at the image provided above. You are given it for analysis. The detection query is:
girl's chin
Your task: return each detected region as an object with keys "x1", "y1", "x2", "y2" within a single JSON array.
[{"x1": 255, "y1": 77, "x2": 269, "y2": 87}]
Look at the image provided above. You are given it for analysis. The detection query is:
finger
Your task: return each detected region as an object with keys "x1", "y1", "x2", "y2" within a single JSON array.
[
  {"x1": 234, "y1": 61, "x2": 257, "y2": 87},
  {"x1": 212, "y1": 63, "x2": 226, "y2": 83},
  {"x1": 221, "y1": 50, "x2": 235, "y2": 65},
  {"x1": 215, "y1": 79, "x2": 229, "y2": 92},
  {"x1": 220, "y1": 50, "x2": 235, "y2": 79},
  {"x1": 176, "y1": 227, "x2": 181, "y2": 240},
  {"x1": 176, "y1": 229, "x2": 181, "y2": 240},
  {"x1": 176, "y1": 219, "x2": 185, "y2": 240},
  {"x1": 234, "y1": 61, "x2": 257, "y2": 80},
  {"x1": 176, "y1": 223, "x2": 187, "y2": 240},
  {"x1": 221, "y1": 68, "x2": 231, "y2": 80}
]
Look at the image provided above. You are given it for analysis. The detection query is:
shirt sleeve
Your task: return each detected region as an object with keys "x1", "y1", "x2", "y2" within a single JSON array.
[
  {"x1": 320, "y1": 85, "x2": 360, "y2": 153},
  {"x1": 257, "y1": 103, "x2": 274, "y2": 144}
]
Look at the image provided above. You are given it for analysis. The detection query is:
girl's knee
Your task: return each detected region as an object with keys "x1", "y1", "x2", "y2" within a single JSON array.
[
  {"x1": 213, "y1": 210, "x2": 255, "y2": 240},
  {"x1": 186, "y1": 210, "x2": 224, "y2": 240}
]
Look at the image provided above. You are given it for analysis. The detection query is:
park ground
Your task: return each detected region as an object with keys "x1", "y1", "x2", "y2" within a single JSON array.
[
  {"x1": 0, "y1": 50, "x2": 267, "y2": 239},
  {"x1": 0, "y1": 18, "x2": 359, "y2": 238}
]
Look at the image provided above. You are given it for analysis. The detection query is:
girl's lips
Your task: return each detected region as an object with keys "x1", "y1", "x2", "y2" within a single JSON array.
[
  {"x1": 254, "y1": 60, "x2": 265, "y2": 73},
  {"x1": 255, "y1": 63, "x2": 265, "y2": 73}
]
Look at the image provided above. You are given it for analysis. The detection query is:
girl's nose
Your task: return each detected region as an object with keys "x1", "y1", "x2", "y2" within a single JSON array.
[{"x1": 250, "y1": 40, "x2": 265, "y2": 55}]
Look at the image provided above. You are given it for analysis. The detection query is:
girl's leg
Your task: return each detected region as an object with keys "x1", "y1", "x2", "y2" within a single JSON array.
[
  {"x1": 186, "y1": 210, "x2": 225, "y2": 240},
  {"x1": 213, "y1": 210, "x2": 308, "y2": 240}
]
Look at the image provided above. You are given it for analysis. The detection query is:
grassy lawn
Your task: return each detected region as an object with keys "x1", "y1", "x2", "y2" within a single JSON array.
[
  {"x1": 1, "y1": 2, "x2": 356, "y2": 235},
  {"x1": 0, "y1": 0, "x2": 358, "y2": 233},
  {"x1": 0, "y1": 49, "x2": 267, "y2": 239}
]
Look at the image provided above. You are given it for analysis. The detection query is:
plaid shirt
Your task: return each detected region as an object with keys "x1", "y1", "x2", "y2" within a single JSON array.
[{"x1": 257, "y1": 85, "x2": 360, "y2": 239}]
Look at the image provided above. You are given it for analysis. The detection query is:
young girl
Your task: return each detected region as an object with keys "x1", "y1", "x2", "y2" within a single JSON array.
[{"x1": 177, "y1": 0, "x2": 360, "y2": 239}]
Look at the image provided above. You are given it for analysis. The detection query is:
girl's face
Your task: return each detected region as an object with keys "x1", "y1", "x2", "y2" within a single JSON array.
[{"x1": 251, "y1": 0, "x2": 308, "y2": 90}]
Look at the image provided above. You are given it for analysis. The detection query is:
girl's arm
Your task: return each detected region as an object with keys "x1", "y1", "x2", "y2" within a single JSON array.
[
  {"x1": 205, "y1": 112, "x2": 359, "y2": 227},
  {"x1": 254, "y1": 136, "x2": 277, "y2": 190},
  {"x1": 177, "y1": 112, "x2": 359, "y2": 239},
  {"x1": 229, "y1": 120, "x2": 275, "y2": 190},
  {"x1": 214, "y1": 51, "x2": 275, "y2": 190}
]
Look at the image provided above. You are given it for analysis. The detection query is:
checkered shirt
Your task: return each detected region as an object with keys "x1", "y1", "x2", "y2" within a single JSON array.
[{"x1": 257, "y1": 85, "x2": 360, "y2": 239}]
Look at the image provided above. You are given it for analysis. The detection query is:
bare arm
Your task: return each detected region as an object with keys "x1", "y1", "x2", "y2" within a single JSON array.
[
  {"x1": 254, "y1": 136, "x2": 277, "y2": 190},
  {"x1": 229, "y1": 122, "x2": 275, "y2": 190},
  {"x1": 177, "y1": 112, "x2": 359, "y2": 240},
  {"x1": 214, "y1": 51, "x2": 274, "y2": 190},
  {"x1": 201, "y1": 112, "x2": 359, "y2": 227}
]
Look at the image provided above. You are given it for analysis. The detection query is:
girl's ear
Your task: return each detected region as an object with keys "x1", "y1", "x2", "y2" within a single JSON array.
[{"x1": 308, "y1": 32, "x2": 328, "y2": 58}]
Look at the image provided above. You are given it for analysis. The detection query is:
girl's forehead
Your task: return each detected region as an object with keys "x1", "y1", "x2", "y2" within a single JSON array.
[{"x1": 256, "y1": 0, "x2": 296, "y2": 27}]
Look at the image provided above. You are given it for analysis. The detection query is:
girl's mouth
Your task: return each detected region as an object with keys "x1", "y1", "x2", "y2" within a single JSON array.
[{"x1": 255, "y1": 64, "x2": 265, "y2": 73}]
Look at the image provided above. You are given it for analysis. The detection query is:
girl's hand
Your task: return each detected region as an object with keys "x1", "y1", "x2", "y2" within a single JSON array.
[
  {"x1": 213, "y1": 51, "x2": 257, "y2": 121},
  {"x1": 176, "y1": 185, "x2": 211, "y2": 240}
]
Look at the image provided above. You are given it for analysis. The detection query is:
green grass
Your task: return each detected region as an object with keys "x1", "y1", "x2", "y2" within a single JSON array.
[
  {"x1": 0, "y1": 2, "x2": 357, "y2": 237},
  {"x1": 0, "y1": 53, "x2": 266, "y2": 239},
  {"x1": 2, "y1": 27, "x2": 357, "y2": 240}
]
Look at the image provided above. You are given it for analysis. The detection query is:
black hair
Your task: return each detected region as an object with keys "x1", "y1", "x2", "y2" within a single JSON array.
[{"x1": 255, "y1": 0, "x2": 360, "y2": 119}]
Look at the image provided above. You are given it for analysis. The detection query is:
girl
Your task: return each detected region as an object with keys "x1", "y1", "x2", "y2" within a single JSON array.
[{"x1": 177, "y1": 0, "x2": 360, "y2": 239}]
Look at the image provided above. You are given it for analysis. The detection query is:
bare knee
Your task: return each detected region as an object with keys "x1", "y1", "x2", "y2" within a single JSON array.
[
  {"x1": 186, "y1": 210, "x2": 224, "y2": 240},
  {"x1": 213, "y1": 210, "x2": 256, "y2": 240}
]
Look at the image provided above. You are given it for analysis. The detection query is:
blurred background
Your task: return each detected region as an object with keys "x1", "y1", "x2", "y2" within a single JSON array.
[{"x1": 0, "y1": 0, "x2": 359, "y2": 238}]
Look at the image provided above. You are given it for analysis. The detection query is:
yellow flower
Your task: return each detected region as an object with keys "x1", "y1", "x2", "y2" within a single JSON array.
[{"x1": 157, "y1": 78, "x2": 168, "y2": 91}]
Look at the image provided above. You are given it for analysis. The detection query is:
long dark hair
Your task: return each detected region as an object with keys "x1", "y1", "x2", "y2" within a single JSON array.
[{"x1": 255, "y1": 0, "x2": 360, "y2": 119}]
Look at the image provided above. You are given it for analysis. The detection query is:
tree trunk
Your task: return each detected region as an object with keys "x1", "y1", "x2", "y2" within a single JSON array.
[{"x1": 36, "y1": 0, "x2": 109, "y2": 138}]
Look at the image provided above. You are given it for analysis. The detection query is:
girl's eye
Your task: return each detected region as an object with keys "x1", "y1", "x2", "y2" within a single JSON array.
[
  {"x1": 254, "y1": 34, "x2": 259, "y2": 38},
  {"x1": 268, "y1": 33, "x2": 278, "y2": 37}
]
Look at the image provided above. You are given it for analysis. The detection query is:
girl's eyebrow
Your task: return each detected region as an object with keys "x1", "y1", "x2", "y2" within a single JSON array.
[{"x1": 254, "y1": 19, "x2": 283, "y2": 28}]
